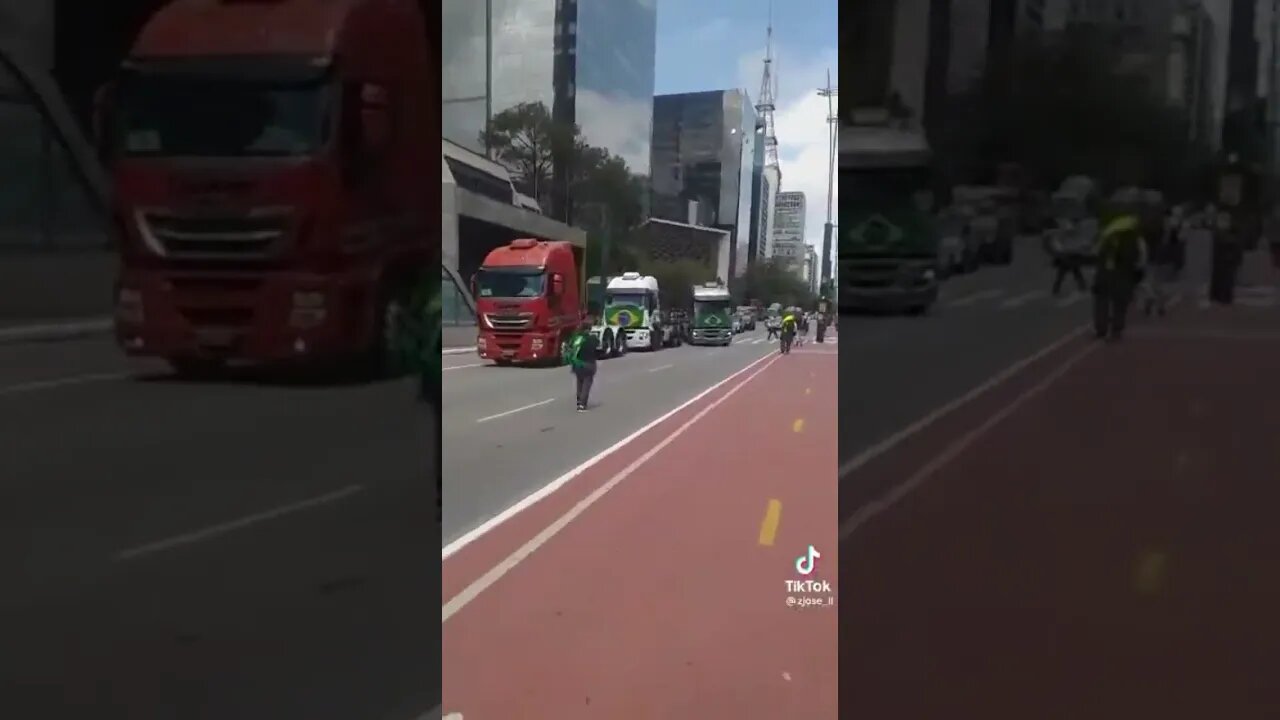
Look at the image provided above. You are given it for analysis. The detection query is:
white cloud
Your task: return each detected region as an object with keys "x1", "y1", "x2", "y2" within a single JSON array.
[{"x1": 737, "y1": 45, "x2": 838, "y2": 266}]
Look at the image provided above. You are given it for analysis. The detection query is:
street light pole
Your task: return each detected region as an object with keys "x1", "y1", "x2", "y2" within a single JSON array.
[{"x1": 818, "y1": 70, "x2": 838, "y2": 294}]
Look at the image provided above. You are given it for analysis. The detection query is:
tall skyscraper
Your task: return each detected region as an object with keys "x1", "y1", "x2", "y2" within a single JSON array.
[
  {"x1": 772, "y1": 191, "x2": 807, "y2": 273},
  {"x1": 441, "y1": 0, "x2": 658, "y2": 215},
  {"x1": 650, "y1": 90, "x2": 764, "y2": 284}
]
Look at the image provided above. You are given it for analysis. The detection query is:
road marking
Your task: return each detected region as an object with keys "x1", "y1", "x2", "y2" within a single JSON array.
[
  {"x1": 475, "y1": 398, "x2": 554, "y2": 423},
  {"x1": 116, "y1": 485, "x2": 364, "y2": 561},
  {"x1": 443, "y1": 362, "x2": 486, "y2": 371},
  {"x1": 443, "y1": 353, "x2": 782, "y2": 619},
  {"x1": 442, "y1": 347, "x2": 475, "y2": 356},
  {"x1": 0, "y1": 371, "x2": 131, "y2": 396},
  {"x1": 839, "y1": 324, "x2": 1089, "y2": 483},
  {"x1": 946, "y1": 289, "x2": 1003, "y2": 307},
  {"x1": 1054, "y1": 292, "x2": 1089, "y2": 308},
  {"x1": 758, "y1": 499, "x2": 782, "y2": 546},
  {"x1": 1000, "y1": 290, "x2": 1046, "y2": 308},
  {"x1": 793, "y1": 418, "x2": 805, "y2": 433},
  {"x1": 840, "y1": 342, "x2": 1095, "y2": 541},
  {"x1": 442, "y1": 348, "x2": 781, "y2": 560},
  {"x1": 648, "y1": 363, "x2": 675, "y2": 373}
]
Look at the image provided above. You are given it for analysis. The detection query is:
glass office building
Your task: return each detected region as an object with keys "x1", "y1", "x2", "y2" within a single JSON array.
[
  {"x1": 650, "y1": 89, "x2": 764, "y2": 282},
  {"x1": 442, "y1": 0, "x2": 657, "y2": 190}
]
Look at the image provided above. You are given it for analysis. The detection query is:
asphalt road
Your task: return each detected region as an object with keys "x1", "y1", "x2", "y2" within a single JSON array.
[
  {"x1": 0, "y1": 337, "x2": 438, "y2": 720},
  {"x1": 839, "y1": 234, "x2": 1280, "y2": 716},
  {"x1": 441, "y1": 327, "x2": 821, "y2": 549},
  {"x1": 442, "y1": 335, "x2": 839, "y2": 718}
]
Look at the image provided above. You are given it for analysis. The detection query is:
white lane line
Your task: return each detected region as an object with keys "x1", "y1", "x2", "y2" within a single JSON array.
[
  {"x1": 839, "y1": 324, "x2": 1089, "y2": 482},
  {"x1": 647, "y1": 363, "x2": 675, "y2": 373},
  {"x1": 946, "y1": 289, "x2": 1003, "y2": 307},
  {"x1": 443, "y1": 352, "x2": 782, "y2": 621},
  {"x1": 1000, "y1": 290, "x2": 1046, "y2": 308},
  {"x1": 443, "y1": 362, "x2": 487, "y2": 371},
  {"x1": 442, "y1": 348, "x2": 779, "y2": 560},
  {"x1": 840, "y1": 342, "x2": 1096, "y2": 540},
  {"x1": 0, "y1": 371, "x2": 131, "y2": 396},
  {"x1": 442, "y1": 347, "x2": 475, "y2": 356},
  {"x1": 1054, "y1": 292, "x2": 1089, "y2": 308},
  {"x1": 475, "y1": 398, "x2": 555, "y2": 423},
  {"x1": 116, "y1": 484, "x2": 364, "y2": 561}
]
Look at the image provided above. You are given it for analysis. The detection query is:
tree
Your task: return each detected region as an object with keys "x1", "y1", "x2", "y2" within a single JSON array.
[
  {"x1": 483, "y1": 102, "x2": 647, "y2": 230},
  {"x1": 633, "y1": 258, "x2": 716, "y2": 310},
  {"x1": 479, "y1": 102, "x2": 577, "y2": 210},
  {"x1": 739, "y1": 259, "x2": 816, "y2": 308},
  {"x1": 944, "y1": 32, "x2": 1202, "y2": 194}
]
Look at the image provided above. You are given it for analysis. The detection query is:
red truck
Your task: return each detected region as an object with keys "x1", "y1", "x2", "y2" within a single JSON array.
[
  {"x1": 95, "y1": 0, "x2": 435, "y2": 377},
  {"x1": 474, "y1": 238, "x2": 584, "y2": 365}
]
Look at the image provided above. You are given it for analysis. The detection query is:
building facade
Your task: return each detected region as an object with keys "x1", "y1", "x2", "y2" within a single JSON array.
[
  {"x1": 441, "y1": 0, "x2": 657, "y2": 213},
  {"x1": 771, "y1": 190, "x2": 806, "y2": 273},
  {"x1": 649, "y1": 89, "x2": 763, "y2": 284}
]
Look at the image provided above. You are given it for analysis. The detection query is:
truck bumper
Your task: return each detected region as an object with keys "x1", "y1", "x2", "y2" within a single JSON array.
[
  {"x1": 623, "y1": 328, "x2": 651, "y2": 348},
  {"x1": 114, "y1": 267, "x2": 378, "y2": 363},
  {"x1": 689, "y1": 328, "x2": 733, "y2": 345},
  {"x1": 477, "y1": 330, "x2": 561, "y2": 363}
]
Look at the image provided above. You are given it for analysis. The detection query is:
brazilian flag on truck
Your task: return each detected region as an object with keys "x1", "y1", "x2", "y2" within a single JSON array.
[{"x1": 399, "y1": 269, "x2": 440, "y2": 405}]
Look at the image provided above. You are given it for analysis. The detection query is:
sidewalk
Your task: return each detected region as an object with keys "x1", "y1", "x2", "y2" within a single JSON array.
[
  {"x1": 840, "y1": 299, "x2": 1280, "y2": 718},
  {"x1": 442, "y1": 348, "x2": 838, "y2": 718}
]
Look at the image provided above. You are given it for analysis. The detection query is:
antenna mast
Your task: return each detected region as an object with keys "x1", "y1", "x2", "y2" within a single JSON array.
[{"x1": 755, "y1": 0, "x2": 780, "y2": 168}]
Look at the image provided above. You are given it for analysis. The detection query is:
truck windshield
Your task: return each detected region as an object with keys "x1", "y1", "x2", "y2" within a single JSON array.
[
  {"x1": 114, "y1": 74, "x2": 332, "y2": 158},
  {"x1": 844, "y1": 167, "x2": 932, "y2": 209},
  {"x1": 693, "y1": 300, "x2": 729, "y2": 316},
  {"x1": 476, "y1": 267, "x2": 546, "y2": 298},
  {"x1": 607, "y1": 292, "x2": 649, "y2": 309}
]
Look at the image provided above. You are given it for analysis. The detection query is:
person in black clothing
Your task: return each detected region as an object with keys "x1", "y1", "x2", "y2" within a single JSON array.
[
  {"x1": 1209, "y1": 209, "x2": 1242, "y2": 305},
  {"x1": 566, "y1": 315, "x2": 599, "y2": 411},
  {"x1": 1093, "y1": 213, "x2": 1147, "y2": 341}
]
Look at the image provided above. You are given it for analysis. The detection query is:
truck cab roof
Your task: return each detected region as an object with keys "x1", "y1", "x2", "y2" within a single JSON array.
[
  {"x1": 606, "y1": 272, "x2": 658, "y2": 293},
  {"x1": 483, "y1": 238, "x2": 570, "y2": 268},
  {"x1": 840, "y1": 125, "x2": 931, "y2": 170},
  {"x1": 131, "y1": 0, "x2": 393, "y2": 60}
]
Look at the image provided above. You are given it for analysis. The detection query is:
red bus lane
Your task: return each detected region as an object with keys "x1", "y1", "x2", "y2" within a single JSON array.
[
  {"x1": 443, "y1": 347, "x2": 838, "y2": 719},
  {"x1": 842, "y1": 309, "x2": 1280, "y2": 718}
]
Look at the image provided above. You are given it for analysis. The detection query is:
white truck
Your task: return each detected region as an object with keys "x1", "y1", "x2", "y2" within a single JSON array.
[{"x1": 600, "y1": 272, "x2": 680, "y2": 352}]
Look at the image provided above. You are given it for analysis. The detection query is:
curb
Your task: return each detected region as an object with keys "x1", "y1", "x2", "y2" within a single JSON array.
[
  {"x1": 0, "y1": 317, "x2": 112, "y2": 345},
  {"x1": 442, "y1": 347, "x2": 476, "y2": 356}
]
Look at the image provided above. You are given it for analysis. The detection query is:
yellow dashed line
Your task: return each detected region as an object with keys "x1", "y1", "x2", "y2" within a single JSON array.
[
  {"x1": 793, "y1": 418, "x2": 805, "y2": 433},
  {"x1": 758, "y1": 499, "x2": 782, "y2": 546}
]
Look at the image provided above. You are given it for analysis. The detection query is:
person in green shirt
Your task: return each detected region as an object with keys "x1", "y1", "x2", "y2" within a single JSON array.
[
  {"x1": 564, "y1": 314, "x2": 599, "y2": 411},
  {"x1": 398, "y1": 270, "x2": 439, "y2": 407}
]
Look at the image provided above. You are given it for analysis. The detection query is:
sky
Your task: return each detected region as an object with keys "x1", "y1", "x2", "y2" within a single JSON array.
[{"x1": 654, "y1": 0, "x2": 838, "y2": 252}]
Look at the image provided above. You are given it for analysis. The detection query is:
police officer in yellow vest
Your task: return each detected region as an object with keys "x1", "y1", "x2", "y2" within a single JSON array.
[{"x1": 1093, "y1": 212, "x2": 1148, "y2": 341}]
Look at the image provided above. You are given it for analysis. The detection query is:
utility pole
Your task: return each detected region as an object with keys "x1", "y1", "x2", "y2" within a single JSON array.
[{"x1": 818, "y1": 70, "x2": 838, "y2": 291}]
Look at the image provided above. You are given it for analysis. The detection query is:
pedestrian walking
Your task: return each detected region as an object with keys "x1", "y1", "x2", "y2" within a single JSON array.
[
  {"x1": 1047, "y1": 216, "x2": 1092, "y2": 295},
  {"x1": 565, "y1": 315, "x2": 599, "y2": 411},
  {"x1": 1140, "y1": 205, "x2": 1184, "y2": 316},
  {"x1": 1093, "y1": 212, "x2": 1147, "y2": 341},
  {"x1": 1209, "y1": 208, "x2": 1242, "y2": 305}
]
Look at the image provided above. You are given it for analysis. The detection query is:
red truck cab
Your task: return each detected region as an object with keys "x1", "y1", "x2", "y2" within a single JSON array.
[
  {"x1": 474, "y1": 239, "x2": 583, "y2": 364},
  {"x1": 96, "y1": 0, "x2": 434, "y2": 376}
]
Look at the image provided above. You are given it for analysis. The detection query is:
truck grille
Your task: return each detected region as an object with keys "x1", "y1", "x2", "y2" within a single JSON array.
[
  {"x1": 693, "y1": 328, "x2": 732, "y2": 341},
  {"x1": 138, "y1": 208, "x2": 292, "y2": 259},
  {"x1": 485, "y1": 313, "x2": 533, "y2": 330}
]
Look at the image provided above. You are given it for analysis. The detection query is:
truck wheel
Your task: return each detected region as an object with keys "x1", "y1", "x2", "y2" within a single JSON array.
[{"x1": 168, "y1": 357, "x2": 226, "y2": 380}]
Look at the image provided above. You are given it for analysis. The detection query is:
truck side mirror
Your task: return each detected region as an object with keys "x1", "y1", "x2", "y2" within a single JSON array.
[{"x1": 359, "y1": 83, "x2": 391, "y2": 154}]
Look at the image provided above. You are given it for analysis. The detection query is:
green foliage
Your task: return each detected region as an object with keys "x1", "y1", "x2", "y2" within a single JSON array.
[
  {"x1": 631, "y1": 258, "x2": 716, "y2": 310},
  {"x1": 483, "y1": 102, "x2": 646, "y2": 231},
  {"x1": 942, "y1": 32, "x2": 1205, "y2": 193},
  {"x1": 739, "y1": 259, "x2": 816, "y2": 308}
]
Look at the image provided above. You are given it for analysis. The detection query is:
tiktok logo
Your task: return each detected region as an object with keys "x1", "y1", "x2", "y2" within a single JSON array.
[{"x1": 795, "y1": 545, "x2": 821, "y2": 575}]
